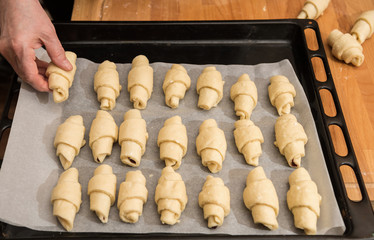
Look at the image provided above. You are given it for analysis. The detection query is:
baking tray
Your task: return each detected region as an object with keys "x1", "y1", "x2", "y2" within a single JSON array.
[{"x1": 0, "y1": 20, "x2": 373, "y2": 239}]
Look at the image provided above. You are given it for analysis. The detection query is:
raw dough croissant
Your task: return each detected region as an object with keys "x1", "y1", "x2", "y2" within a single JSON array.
[
  {"x1": 118, "y1": 109, "x2": 148, "y2": 167},
  {"x1": 287, "y1": 167, "x2": 322, "y2": 235},
  {"x1": 327, "y1": 29, "x2": 364, "y2": 67},
  {"x1": 196, "y1": 66, "x2": 224, "y2": 110},
  {"x1": 198, "y1": 175, "x2": 230, "y2": 228},
  {"x1": 297, "y1": 0, "x2": 330, "y2": 19},
  {"x1": 268, "y1": 75, "x2": 296, "y2": 116},
  {"x1": 89, "y1": 110, "x2": 118, "y2": 163},
  {"x1": 127, "y1": 55, "x2": 153, "y2": 109},
  {"x1": 87, "y1": 164, "x2": 117, "y2": 223},
  {"x1": 351, "y1": 10, "x2": 374, "y2": 44},
  {"x1": 157, "y1": 116, "x2": 188, "y2": 170},
  {"x1": 234, "y1": 119, "x2": 264, "y2": 166},
  {"x1": 117, "y1": 170, "x2": 148, "y2": 223},
  {"x1": 230, "y1": 73, "x2": 257, "y2": 119},
  {"x1": 155, "y1": 166, "x2": 188, "y2": 225},
  {"x1": 54, "y1": 115, "x2": 86, "y2": 170},
  {"x1": 51, "y1": 168, "x2": 82, "y2": 231},
  {"x1": 163, "y1": 64, "x2": 191, "y2": 108},
  {"x1": 274, "y1": 114, "x2": 308, "y2": 168},
  {"x1": 196, "y1": 119, "x2": 227, "y2": 173},
  {"x1": 243, "y1": 166, "x2": 279, "y2": 230},
  {"x1": 94, "y1": 60, "x2": 122, "y2": 110},
  {"x1": 46, "y1": 51, "x2": 77, "y2": 103}
]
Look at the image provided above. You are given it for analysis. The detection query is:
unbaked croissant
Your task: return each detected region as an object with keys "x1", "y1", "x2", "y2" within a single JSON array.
[
  {"x1": 351, "y1": 10, "x2": 374, "y2": 44},
  {"x1": 287, "y1": 167, "x2": 322, "y2": 235},
  {"x1": 87, "y1": 164, "x2": 117, "y2": 223},
  {"x1": 274, "y1": 114, "x2": 308, "y2": 168},
  {"x1": 268, "y1": 75, "x2": 296, "y2": 116},
  {"x1": 118, "y1": 109, "x2": 148, "y2": 167},
  {"x1": 46, "y1": 51, "x2": 77, "y2": 103},
  {"x1": 54, "y1": 115, "x2": 86, "y2": 170},
  {"x1": 51, "y1": 168, "x2": 82, "y2": 231},
  {"x1": 163, "y1": 64, "x2": 191, "y2": 108},
  {"x1": 297, "y1": 0, "x2": 330, "y2": 19},
  {"x1": 89, "y1": 110, "x2": 118, "y2": 163},
  {"x1": 230, "y1": 73, "x2": 257, "y2": 119},
  {"x1": 196, "y1": 119, "x2": 227, "y2": 173},
  {"x1": 155, "y1": 166, "x2": 188, "y2": 225},
  {"x1": 198, "y1": 175, "x2": 230, "y2": 228},
  {"x1": 94, "y1": 60, "x2": 122, "y2": 110},
  {"x1": 157, "y1": 115, "x2": 188, "y2": 170},
  {"x1": 127, "y1": 55, "x2": 153, "y2": 109},
  {"x1": 196, "y1": 66, "x2": 224, "y2": 110},
  {"x1": 243, "y1": 166, "x2": 279, "y2": 230},
  {"x1": 117, "y1": 170, "x2": 148, "y2": 223}
]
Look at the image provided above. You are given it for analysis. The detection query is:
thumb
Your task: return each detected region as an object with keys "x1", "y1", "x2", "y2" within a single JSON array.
[{"x1": 44, "y1": 34, "x2": 72, "y2": 71}]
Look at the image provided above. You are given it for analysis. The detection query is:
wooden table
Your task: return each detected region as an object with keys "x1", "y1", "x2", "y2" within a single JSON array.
[{"x1": 71, "y1": 0, "x2": 374, "y2": 206}]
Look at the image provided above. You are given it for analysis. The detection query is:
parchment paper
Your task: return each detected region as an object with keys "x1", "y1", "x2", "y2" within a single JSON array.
[{"x1": 0, "y1": 48, "x2": 345, "y2": 235}]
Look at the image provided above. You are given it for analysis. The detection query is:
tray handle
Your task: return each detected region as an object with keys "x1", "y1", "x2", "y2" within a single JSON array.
[{"x1": 302, "y1": 20, "x2": 374, "y2": 238}]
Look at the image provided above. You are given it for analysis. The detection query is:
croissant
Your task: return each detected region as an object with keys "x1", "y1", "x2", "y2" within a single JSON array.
[
  {"x1": 351, "y1": 10, "x2": 374, "y2": 44},
  {"x1": 287, "y1": 167, "x2": 322, "y2": 235},
  {"x1": 327, "y1": 29, "x2": 364, "y2": 67},
  {"x1": 89, "y1": 110, "x2": 118, "y2": 163},
  {"x1": 118, "y1": 109, "x2": 148, "y2": 167},
  {"x1": 198, "y1": 175, "x2": 230, "y2": 228},
  {"x1": 94, "y1": 60, "x2": 122, "y2": 110},
  {"x1": 268, "y1": 75, "x2": 296, "y2": 116},
  {"x1": 87, "y1": 164, "x2": 117, "y2": 223},
  {"x1": 163, "y1": 64, "x2": 191, "y2": 108},
  {"x1": 243, "y1": 166, "x2": 279, "y2": 230},
  {"x1": 196, "y1": 119, "x2": 227, "y2": 173},
  {"x1": 230, "y1": 74, "x2": 258, "y2": 119},
  {"x1": 274, "y1": 114, "x2": 308, "y2": 168},
  {"x1": 155, "y1": 166, "x2": 188, "y2": 225},
  {"x1": 51, "y1": 168, "x2": 82, "y2": 231},
  {"x1": 233, "y1": 119, "x2": 264, "y2": 166},
  {"x1": 196, "y1": 66, "x2": 224, "y2": 110},
  {"x1": 127, "y1": 55, "x2": 153, "y2": 109},
  {"x1": 157, "y1": 116, "x2": 188, "y2": 170},
  {"x1": 297, "y1": 0, "x2": 330, "y2": 19},
  {"x1": 46, "y1": 51, "x2": 77, "y2": 103},
  {"x1": 117, "y1": 170, "x2": 148, "y2": 223},
  {"x1": 54, "y1": 115, "x2": 86, "y2": 170}
]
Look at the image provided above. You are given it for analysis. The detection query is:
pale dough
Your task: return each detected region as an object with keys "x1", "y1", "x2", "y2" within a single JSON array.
[
  {"x1": 234, "y1": 119, "x2": 264, "y2": 166},
  {"x1": 351, "y1": 10, "x2": 374, "y2": 44},
  {"x1": 157, "y1": 115, "x2": 188, "y2": 170},
  {"x1": 163, "y1": 64, "x2": 191, "y2": 108},
  {"x1": 154, "y1": 166, "x2": 188, "y2": 225},
  {"x1": 196, "y1": 119, "x2": 227, "y2": 173},
  {"x1": 268, "y1": 75, "x2": 296, "y2": 116},
  {"x1": 297, "y1": 0, "x2": 330, "y2": 19},
  {"x1": 87, "y1": 164, "x2": 117, "y2": 223},
  {"x1": 46, "y1": 51, "x2": 77, "y2": 103},
  {"x1": 89, "y1": 110, "x2": 118, "y2": 163},
  {"x1": 94, "y1": 60, "x2": 122, "y2": 110},
  {"x1": 54, "y1": 115, "x2": 86, "y2": 170},
  {"x1": 230, "y1": 73, "x2": 257, "y2": 119},
  {"x1": 196, "y1": 66, "x2": 224, "y2": 110},
  {"x1": 274, "y1": 114, "x2": 308, "y2": 168},
  {"x1": 127, "y1": 55, "x2": 153, "y2": 109},
  {"x1": 118, "y1": 109, "x2": 148, "y2": 167},
  {"x1": 117, "y1": 170, "x2": 148, "y2": 223},
  {"x1": 287, "y1": 167, "x2": 322, "y2": 235},
  {"x1": 327, "y1": 29, "x2": 364, "y2": 67},
  {"x1": 198, "y1": 175, "x2": 230, "y2": 228},
  {"x1": 243, "y1": 166, "x2": 279, "y2": 230},
  {"x1": 51, "y1": 168, "x2": 82, "y2": 231}
]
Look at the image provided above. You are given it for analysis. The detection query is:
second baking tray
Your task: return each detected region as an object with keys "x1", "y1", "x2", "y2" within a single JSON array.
[{"x1": 1, "y1": 20, "x2": 373, "y2": 239}]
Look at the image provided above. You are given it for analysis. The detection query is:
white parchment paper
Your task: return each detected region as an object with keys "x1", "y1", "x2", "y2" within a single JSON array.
[{"x1": 0, "y1": 49, "x2": 345, "y2": 235}]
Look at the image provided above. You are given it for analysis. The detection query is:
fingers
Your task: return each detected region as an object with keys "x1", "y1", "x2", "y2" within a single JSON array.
[{"x1": 42, "y1": 30, "x2": 72, "y2": 72}]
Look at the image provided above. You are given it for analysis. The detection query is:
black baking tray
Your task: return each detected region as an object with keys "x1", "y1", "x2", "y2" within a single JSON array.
[{"x1": 0, "y1": 20, "x2": 373, "y2": 239}]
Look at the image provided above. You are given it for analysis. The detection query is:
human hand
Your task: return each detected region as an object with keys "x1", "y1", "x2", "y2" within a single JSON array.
[{"x1": 0, "y1": 0, "x2": 72, "y2": 92}]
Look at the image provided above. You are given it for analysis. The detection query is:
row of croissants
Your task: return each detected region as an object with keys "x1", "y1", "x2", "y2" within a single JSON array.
[{"x1": 51, "y1": 165, "x2": 321, "y2": 235}]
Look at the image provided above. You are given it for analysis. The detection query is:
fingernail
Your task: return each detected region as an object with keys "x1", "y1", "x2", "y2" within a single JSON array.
[{"x1": 63, "y1": 60, "x2": 72, "y2": 70}]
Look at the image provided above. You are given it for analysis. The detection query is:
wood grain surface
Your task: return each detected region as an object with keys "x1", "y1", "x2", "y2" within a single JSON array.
[{"x1": 71, "y1": 0, "x2": 374, "y2": 205}]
